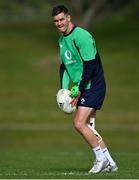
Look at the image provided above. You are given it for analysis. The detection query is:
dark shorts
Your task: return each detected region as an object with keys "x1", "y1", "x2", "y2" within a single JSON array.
[{"x1": 77, "y1": 80, "x2": 106, "y2": 110}]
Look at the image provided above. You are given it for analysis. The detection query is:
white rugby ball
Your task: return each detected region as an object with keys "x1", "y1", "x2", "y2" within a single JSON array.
[{"x1": 56, "y1": 89, "x2": 76, "y2": 114}]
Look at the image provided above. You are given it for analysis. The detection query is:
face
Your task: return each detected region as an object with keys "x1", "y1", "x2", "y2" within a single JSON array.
[{"x1": 53, "y1": 12, "x2": 71, "y2": 34}]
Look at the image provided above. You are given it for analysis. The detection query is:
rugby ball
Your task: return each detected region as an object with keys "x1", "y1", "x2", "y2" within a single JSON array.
[{"x1": 56, "y1": 89, "x2": 76, "y2": 114}]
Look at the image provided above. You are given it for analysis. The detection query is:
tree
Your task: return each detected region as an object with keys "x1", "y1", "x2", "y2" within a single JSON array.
[{"x1": 69, "y1": 0, "x2": 132, "y2": 29}]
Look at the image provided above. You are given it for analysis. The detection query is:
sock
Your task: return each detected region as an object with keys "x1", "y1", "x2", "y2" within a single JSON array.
[
  {"x1": 102, "y1": 147, "x2": 115, "y2": 166},
  {"x1": 93, "y1": 145, "x2": 106, "y2": 161}
]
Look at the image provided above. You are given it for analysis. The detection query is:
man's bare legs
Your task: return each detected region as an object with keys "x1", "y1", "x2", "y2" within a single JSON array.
[
  {"x1": 87, "y1": 108, "x2": 118, "y2": 172},
  {"x1": 74, "y1": 107, "x2": 99, "y2": 147},
  {"x1": 87, "y1": 109, "x2": 107, "y2": 149},
  {"x1": 73, "y1": 106, "x2": 109, "y2": 173}
]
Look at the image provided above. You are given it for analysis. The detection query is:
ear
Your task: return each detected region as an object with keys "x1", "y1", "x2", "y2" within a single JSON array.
[{"x1": 67, "y1": 15, "x2": 71, "y2": 22}]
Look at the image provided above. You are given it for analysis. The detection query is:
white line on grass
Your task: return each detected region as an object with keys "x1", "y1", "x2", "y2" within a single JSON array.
[{"x1": 0, "y1": 123, "x2": 139, "y2": 131}]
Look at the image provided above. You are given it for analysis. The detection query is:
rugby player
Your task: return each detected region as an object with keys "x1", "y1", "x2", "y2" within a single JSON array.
[{"x1": 52, "y1": 5, "x2": 118, "y2": 173}]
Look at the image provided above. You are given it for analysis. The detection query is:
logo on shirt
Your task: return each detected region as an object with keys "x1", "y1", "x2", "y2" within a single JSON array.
[
  {"x1": 65, "y1": 50, "x2": 72, "y2": 60},
  {"x1": 80, "y1": 98, "x2": 85, "y2": 104}
]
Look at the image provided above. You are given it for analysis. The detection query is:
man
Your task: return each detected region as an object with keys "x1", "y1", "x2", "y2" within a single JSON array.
[{"x1": 52, "y1": 5, "x2": 118, "y2": 173}]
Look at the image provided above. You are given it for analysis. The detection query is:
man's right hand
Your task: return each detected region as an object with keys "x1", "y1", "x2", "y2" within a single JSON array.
[
  {"x1": 70, "y1": 91, "x2": 81, "y2": 106},
  {"x1": 70, "y1": 86, "x2": 79, "y2": 97}
]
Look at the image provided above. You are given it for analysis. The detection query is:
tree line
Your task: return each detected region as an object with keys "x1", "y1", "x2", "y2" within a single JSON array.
[{"x1": 0, "y1": 0, "x2": 138, "y2": 28}]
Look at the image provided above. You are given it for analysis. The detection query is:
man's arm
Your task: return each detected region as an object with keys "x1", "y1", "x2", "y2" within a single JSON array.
[
  {"x1": 79, "y1": 60, "x2": 94, "y2": 93},
  {"x1": 59, "y1": 63, "x2": 70, "y2": 89},
  {"x1": 71, "y1": 60, "x2": 94, "y2": 106}
]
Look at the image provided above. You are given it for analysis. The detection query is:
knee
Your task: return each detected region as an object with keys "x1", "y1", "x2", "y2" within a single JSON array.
[{"x1": 74, "y1": 118, "x2": 85, "y2": 132}]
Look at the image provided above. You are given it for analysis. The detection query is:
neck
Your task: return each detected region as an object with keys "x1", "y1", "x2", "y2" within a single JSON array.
[{"x1": 64, "y1": 22, "x2": 74, "y2": 35}]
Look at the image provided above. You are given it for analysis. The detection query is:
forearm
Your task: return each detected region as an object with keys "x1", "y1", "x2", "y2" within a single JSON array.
[
  {"x1": 59, "y1": 63, "x2": 70, "y2": 89},
  {"x1": 79, "y1": 60, "x2": 94, "y2": 93}
]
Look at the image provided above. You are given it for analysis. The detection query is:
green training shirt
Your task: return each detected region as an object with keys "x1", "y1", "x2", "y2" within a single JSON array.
[{"x1": 58, "y1": 26, "x2": 97, "y2": 89}]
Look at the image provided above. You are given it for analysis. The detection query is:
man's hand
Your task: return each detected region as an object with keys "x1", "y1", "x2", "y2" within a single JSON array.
[
  {"x1": 70, "y1": 91, "x2": 81, "y2": 106},
  {"x1": 70, "y1": 86, "x2": 79, "y2": 97},
  {"x1": 70, "y1": 86, "x2": 81, "y2": 106}
]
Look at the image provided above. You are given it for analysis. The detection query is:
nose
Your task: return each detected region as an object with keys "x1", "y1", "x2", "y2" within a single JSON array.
[{"x1": 57, "y1": 20, "x2": 62, "y2": 26}]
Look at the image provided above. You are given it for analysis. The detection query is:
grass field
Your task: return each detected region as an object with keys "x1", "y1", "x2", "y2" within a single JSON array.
[
  {"x1": 0, "y1": 129, "x2": 139, "y2": 179},
  {"x1": 0, "y1": 17, "x2": 139, "y2": 178}
]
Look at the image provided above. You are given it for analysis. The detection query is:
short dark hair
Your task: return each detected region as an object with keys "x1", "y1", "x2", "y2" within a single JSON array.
[{"x1": 52, "y1": 5, "x2": 69, "y2": 16}]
